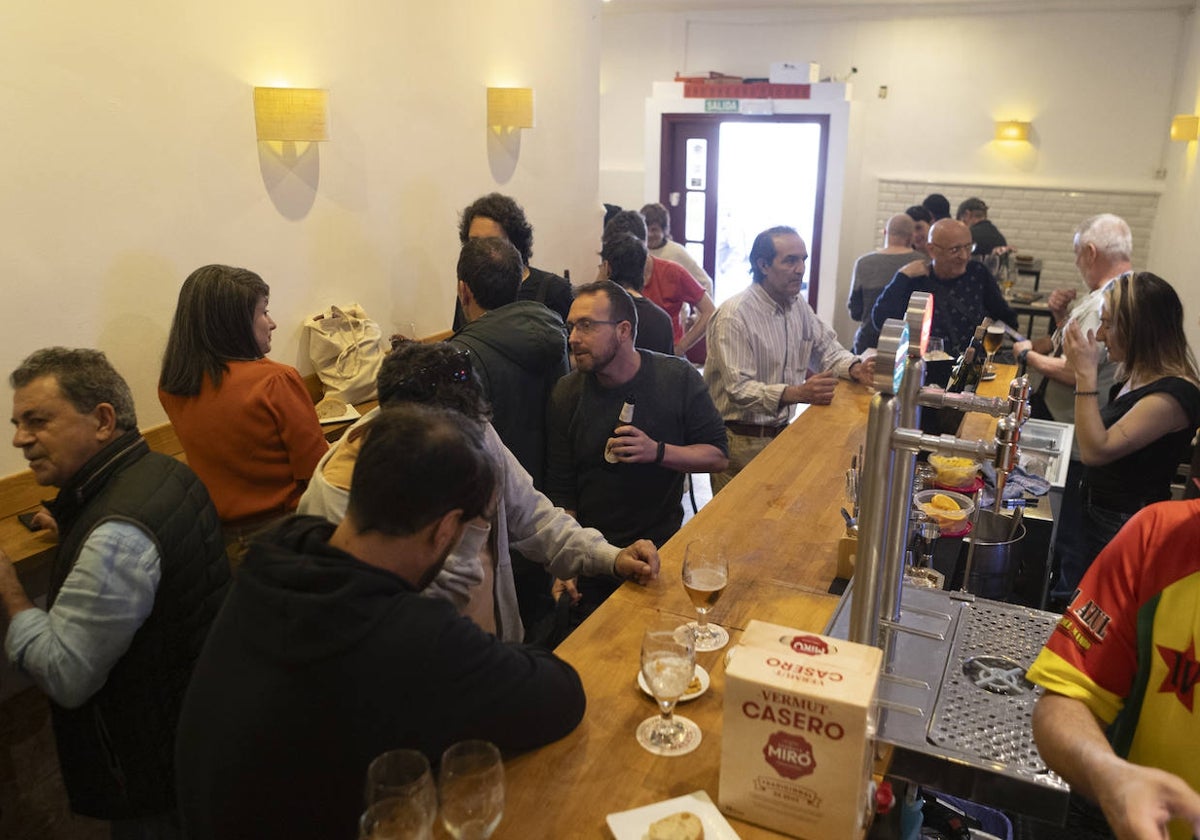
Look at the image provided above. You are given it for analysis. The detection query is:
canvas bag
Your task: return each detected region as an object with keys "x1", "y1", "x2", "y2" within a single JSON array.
[{"x1": 304, "y1": 303, "x2": 386, "y2": 404}]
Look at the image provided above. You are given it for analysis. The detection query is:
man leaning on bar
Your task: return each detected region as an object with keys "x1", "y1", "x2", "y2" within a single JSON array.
[{"x1": 704, "y1": 225, "x2": 875, "y2": 494}]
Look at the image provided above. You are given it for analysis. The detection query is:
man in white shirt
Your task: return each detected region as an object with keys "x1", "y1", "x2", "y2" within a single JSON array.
[{"x1": 704, "y1": 226, "x2": 875, "y2": 493}]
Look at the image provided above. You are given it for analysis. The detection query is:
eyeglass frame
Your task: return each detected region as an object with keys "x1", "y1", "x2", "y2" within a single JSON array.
[
  {"x1": 565, "y1": 318, "x2": 624, "y2": 334},
  {"x1": 930, "y1": 240, "x2": 977, "y2": 257}
]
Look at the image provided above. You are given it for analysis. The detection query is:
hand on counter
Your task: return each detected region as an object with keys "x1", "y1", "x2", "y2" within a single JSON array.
[
  {"x1": 849, "y1": 357, "x2": 876, "y2": 386},
  {"x1": 786, "y1": 370, "x2": 838, "y2": 405},
  {"x1": 614, "y1": 539, "x2": 660, "y2": 585}
]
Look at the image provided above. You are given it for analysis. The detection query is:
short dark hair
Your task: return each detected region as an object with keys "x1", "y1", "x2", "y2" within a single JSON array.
[
  {"x1": 905, "y1": 205, "x2": 934, "y2": 225},
  {"x1": 748, "y1": 225, "x2": 799, "y2": 283},
  {"x1": 12, "y1": 347, "x2": 138, "y2": 430},
  {"x1": 458, "y1": 193, "x2": 534, "y2": 265},
  {"x1": 159, "y1": 265, "x2": 270, "y2": 395},
  {"x1": 457, "y1": 237, "x2": 522, "y2": 311},
  {"x1": 377, "y1": 341, "x2": 491, "y2": 422},
  {"x1": 600, "y1": 233, "x2": 648, "y2": 291},
  {"x1": 922, "y1": 193, "x2": 951, "y2": 220},
  {"x1": 956, "y1": 197, "x2": 988, "y2": 220},
  {"x1": 602, "y1": 210, "x2": 648, "y2": 244},
  {"x1": 347, "y1": 405, "x2": 495, "y2": 537},
  {"x1": 574, "y1": 280, "x2": 638, "y2": 339},
  {"x1": 639, "y1": 203, "x2": 670, "y2": 232}
]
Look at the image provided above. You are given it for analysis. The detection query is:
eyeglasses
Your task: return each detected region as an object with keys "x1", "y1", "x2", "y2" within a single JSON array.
[
  {"x1": 932, "y1": 241, "x2": 976, "y2": 257},
  {"x1": 565, "y1": 318, "x2": 622, "y2": 334}
]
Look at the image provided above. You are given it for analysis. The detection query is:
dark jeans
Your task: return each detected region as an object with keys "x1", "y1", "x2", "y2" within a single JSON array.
[
  {"x1": 1058, "y1": 491, "x2": 1135, "y2": 599},
  {"x1": 111, "y1": 811, "x2": 182, "y2": 840},
  {"x1": 1048, "y1": 459, "x2": 1086, "y2": 604}
]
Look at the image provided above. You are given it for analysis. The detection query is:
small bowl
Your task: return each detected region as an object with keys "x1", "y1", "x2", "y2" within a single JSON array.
[
  {"x1": 914, "y1": 489, "x2": 975, "y2": 531},
  {"x1": 928, "y1": 454, "x2": 981, "y2": 488}
]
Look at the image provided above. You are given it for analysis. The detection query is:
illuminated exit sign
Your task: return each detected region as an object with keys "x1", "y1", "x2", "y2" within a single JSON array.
[{"x1": 704, "y1": 98, "x2": 739, "y2": 113}]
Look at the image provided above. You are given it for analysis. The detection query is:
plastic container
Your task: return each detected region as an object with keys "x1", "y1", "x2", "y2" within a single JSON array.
[
  {"x1": 928, "y1": 454, "x2": 981, "y2": 489},
  {"x1": 914, "y1": 489, "x2": 974, "y2": 533}
]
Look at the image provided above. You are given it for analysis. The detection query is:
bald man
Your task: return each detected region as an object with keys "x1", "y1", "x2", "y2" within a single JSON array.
[
  {"x1": 848, "y1": 214, "x2": 919, "y2": 353},
  {"x1": 870, "y1": 219, "x2": 1017, "y2": 357}
]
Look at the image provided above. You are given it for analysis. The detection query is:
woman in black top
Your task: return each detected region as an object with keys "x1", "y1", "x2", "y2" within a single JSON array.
[{"x1": 1063, "y1": 271, "x2": 1200, "y2": 592}]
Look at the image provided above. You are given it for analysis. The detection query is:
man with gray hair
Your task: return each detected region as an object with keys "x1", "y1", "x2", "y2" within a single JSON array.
[
  {"x1": 1013, "y1": 213, "x2": 1132, "y2": 609},
  {"x1": 848, "y1": 213, "x2": 918, "y2": 353},
  {"x1": 0, "y1": 347, "x2": 229, "y2": 836}
]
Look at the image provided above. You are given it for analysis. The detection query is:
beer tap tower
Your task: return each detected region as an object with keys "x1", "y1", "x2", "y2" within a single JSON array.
[{"x1": 849, "y1": 293, "x2": 1031, "y2": 647}]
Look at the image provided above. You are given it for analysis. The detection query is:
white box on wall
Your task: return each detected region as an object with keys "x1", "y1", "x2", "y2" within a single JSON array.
[{"x1": 770, "y1": 61, "x2": 820, "y2": 83}]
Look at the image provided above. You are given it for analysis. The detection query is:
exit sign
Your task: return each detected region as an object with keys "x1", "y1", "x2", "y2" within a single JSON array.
[{"x1": 704, "y1": 98, "x2": 740, "y2": 113}]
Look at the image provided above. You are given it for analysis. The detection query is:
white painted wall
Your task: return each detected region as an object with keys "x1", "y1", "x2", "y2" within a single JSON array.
[
  {"x1": 600, "y1": 5, "x2": 1193, "y2": 346},
  {"x1": 0, "y1": 0, "x2": 602, "y2": 478},
  {"x1": 1152, "y1": 6, "x2": 1200, "y2": 362}
]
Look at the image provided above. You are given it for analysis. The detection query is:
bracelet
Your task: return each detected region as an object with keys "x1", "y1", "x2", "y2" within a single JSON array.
[
  {"x1": 655, "y1": 440, "x2": 666, "y2": 464},
  {"x1": 1075, "y1": 390, "x2": 1100, "y2": 397}
]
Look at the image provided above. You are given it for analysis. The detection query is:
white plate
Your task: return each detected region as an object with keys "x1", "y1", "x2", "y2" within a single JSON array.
[
  {"x1": 637, "y1": 664, "x2": 709, "y2": 703},
  {"x1": 606, "y1": 790, "x2": 740, "y2": 840}
]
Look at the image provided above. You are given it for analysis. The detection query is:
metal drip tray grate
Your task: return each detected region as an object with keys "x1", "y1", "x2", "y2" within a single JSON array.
[{"x1": 928, "y1": 600, "x2": 1058, "y2": 774}]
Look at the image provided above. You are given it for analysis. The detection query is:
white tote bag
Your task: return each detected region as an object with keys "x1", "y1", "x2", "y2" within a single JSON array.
[{"x1": 304, "y1": 303, "x2": 386, "y2": 405}]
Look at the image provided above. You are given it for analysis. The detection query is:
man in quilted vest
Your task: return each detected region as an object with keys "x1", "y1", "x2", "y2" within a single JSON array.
[{"x1": 0, "y1": 347, "x2": 230, "y2": 838}]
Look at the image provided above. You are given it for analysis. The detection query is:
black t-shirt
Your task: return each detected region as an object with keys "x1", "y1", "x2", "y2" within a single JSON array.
[
  {"x1": 632, "y1": 295, "x2": 675, "y2": 356},
  {"x1": 545, "y1": 351, "x2": 728, "y2": 547}
]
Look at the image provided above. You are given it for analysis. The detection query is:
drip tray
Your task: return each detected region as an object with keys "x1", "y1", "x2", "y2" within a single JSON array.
[{"x1": 826, "y1": 581, "x2": 1070, "y2": 824}]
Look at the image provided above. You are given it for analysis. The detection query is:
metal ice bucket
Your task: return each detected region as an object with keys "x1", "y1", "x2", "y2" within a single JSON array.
[{"x1": 964, "y1": 510, "x2": 1025, "y2": 600}]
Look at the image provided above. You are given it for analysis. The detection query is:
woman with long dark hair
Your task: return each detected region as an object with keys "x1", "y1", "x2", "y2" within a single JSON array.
[
  {"x1": 160, "y1": 265, "x2": 327, "y2": 541},
  {"x1": 1062, "y1": 271, "x2": 1200, "y2": 592}
]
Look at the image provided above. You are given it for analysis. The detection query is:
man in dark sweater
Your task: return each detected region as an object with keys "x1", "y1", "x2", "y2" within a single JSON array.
[
  {"x1": 0, "y1": 348, "x2": 229, "y2": 837},
  {"x1": 176, "y1": 405, "x2": 586, "y2": 840},
  {"x1": 546, "y1": 281, "x2": 728, "y2": 613}
]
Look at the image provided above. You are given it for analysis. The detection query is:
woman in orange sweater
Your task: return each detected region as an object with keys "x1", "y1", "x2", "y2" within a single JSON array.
[{"x1": 159, "y1": 265, "x2": 328, "y2": 549}]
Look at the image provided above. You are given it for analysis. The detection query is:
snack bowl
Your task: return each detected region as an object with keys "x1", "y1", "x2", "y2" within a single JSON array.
[
  {"x1": 914, "y1": 489, "x2": 974, "y2": 530},
  {"x1": 928, "y1": 454, "x2": 981, "y2": 489}
]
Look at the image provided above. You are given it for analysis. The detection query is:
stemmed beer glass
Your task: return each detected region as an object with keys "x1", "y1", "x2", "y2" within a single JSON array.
[
  {"x1": 680, "y1": 540, "x2": 730, "y2": 651},
  {"x1": 439, "y1": 740, "x2": 505, "y2": 840},
  {"x1": 982, "y1": 323, "x2": 1006, "y2": 376},
  {"x1": 636, "y1": 626, "x2": 701, "y2": 756}
]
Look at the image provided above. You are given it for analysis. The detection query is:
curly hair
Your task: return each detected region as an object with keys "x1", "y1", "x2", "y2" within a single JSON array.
[
  {"x1": 377, "y1": 341, "x2": 491, "y2": 422},
  {"x1": 458, "y1": 193, "x2": 534, "y2": 265}
]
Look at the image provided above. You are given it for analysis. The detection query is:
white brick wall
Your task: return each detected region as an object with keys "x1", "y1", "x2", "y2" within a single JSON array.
[{"x1": 875, "y1": 180, "x2": 1159, "y2": 338}]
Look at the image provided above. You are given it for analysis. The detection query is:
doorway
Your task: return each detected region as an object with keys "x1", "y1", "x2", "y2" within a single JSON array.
[{"x1": 660, "y1": 114, "x2": 829, "y2": 307}]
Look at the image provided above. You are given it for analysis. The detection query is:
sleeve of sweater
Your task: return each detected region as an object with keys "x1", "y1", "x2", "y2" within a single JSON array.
[
  {"x1": 425, "y1": 608, "x2": 586, "y2": 752},
  {"x1": 266, "y1": 366, "x2": 330, "y2": 479}
]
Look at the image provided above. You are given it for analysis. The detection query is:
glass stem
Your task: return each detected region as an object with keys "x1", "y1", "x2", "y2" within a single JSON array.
[{"x1": 696, "y1": 608, "x2": 709, "y2": 632}]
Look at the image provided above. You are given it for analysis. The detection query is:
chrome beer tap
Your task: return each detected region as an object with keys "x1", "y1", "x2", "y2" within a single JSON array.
[{"x1": 848, "y1": 293, "x2": 1030, "y2": 647}]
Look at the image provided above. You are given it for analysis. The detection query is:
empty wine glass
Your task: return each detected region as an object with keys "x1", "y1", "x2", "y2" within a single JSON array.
[
  {"x1": 362, "y1": 749, "x2": 437, "y2": 840},
  {"x1": 680, "y1": 540, "x2": 730, "y2": 651},
  {"x1": 636, "y1": 627, "x2": 702, "y2": 756},
  {"x1": 439, "y1": 740, "x2": 505, "y2": 840},
  {"x1": 359, "y1": 797, "x2": 435, "y2": 840}
]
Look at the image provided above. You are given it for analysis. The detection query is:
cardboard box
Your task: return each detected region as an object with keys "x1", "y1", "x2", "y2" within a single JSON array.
[
  {"x1": 769, "y1": 61, "x2": 820, "y2": 84},
  {"x1": 720, "y1": 621, "x2": 881, "y2": 839}
]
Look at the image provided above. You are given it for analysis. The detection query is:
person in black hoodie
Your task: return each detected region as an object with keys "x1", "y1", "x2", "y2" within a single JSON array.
[{"x1": 175, "y1": 405, "x2": 586, "y2": 840}]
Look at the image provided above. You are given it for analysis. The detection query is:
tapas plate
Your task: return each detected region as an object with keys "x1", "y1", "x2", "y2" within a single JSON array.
[{"x1": 606, "y1": 790, "x2": 740, "y2": 840}]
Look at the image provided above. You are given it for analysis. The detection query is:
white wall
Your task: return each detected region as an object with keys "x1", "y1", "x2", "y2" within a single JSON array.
[
  {"x1": 600, "y1": 4, "x2": 1192, "y2": 344},
  {"x1": 1152, "y1": 5, "x2": 1200, "y2": 360},
  {"x1": 0, "y1": 0, "x2": 602, "y2": 478}
]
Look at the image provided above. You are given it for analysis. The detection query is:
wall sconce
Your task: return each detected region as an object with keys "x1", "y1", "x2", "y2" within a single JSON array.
[
  {"x1": 487, "y1": 87, "x2": 535, "y2": 130},
  {"x1": 254, "y1": 87, "x2": 329, "y2": 142},
  {"x1": 1170, "y1": 114, "x2": 1199, "y2": 142},
  {"x1": 994, "y1": 120, "x2": 1031, "y2": 142}
]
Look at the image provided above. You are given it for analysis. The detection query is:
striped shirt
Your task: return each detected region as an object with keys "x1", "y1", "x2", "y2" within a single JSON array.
[{"x1": 704, "y1": 283, "x2": 858, "y2": 426}]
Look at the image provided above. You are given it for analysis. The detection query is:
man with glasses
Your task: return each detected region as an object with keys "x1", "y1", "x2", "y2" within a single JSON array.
[
  {"x1": 871, "y1": 219, "x2": 1018, "y2": 357},
  {"x1": 546, "y1": 280, "x2": 728, "y2": 614}
]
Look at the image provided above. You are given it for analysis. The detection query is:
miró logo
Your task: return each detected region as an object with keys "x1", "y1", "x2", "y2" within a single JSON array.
[
  {"x1": 789, "y1": 635, "x2": 832, "y2": 656},
  {"x1": 763, "y1": 731, "x2": 816, "y2": 779}
]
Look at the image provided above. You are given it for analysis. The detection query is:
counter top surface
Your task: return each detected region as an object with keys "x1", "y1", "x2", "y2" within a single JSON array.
[{"x1": 497, "y1": 380, "x2": 875, "y2": 839}]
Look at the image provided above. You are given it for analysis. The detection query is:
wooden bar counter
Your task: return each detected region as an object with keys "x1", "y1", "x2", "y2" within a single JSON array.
[{"x1": 497, "y1": 381, "x2": 875, "y2": 839}]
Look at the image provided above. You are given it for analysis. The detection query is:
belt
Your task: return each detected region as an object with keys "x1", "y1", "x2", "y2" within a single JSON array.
[
  {"x1": 1081, "y1": 482, "x2": 1149, "y2": 515},
  {"x1": 725, "y1": 420, "x2": 787, "y2": 439}
]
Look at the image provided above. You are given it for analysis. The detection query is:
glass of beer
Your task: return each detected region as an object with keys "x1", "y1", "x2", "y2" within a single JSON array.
[
  {"x1": 680, "y1": 540, "x2": 730, "y2": 651},
  {"x1": 439, "y1": 741, "x2": 505, "y2": 839},
  {"x1": 983, "y1": 323, "x2": 1005, "y2": 375}
]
